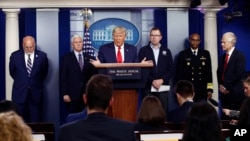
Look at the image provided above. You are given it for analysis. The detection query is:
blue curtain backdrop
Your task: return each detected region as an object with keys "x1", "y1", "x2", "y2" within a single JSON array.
[
  {"x1": 19, "y1": 8, "x2": 37, "y2": 48},
  {"x1": 154, "y1": 9, "x2": 167, "y2": 47},
  {"x1": 189, "y1": 9, "x2": 204, "y2": 48},
  {"x1": 0, "y1": 10, "x2": 6, "y2": 100},
  {"x1": 217, "y1": 0, "x2": 250, "y2": 70},
  {"x1": 58, "y1": 8, "x2": 70, "y2": 124}
]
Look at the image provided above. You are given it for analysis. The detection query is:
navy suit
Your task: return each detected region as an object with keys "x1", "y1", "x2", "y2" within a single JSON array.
[
  {"x1": 60, "y1": 52, "x2": 96, "y2": 114},
  {"x1": 98, "y1": 42, "x2": 138, "y2": 63},
  {"x1": 65, "y1": 109, "x2": 87, "y2": 123},
  {"x1": 168, "y1": 101, "x2": 193, "y2": 123},
  {"x1": 134, "y1": 123, "x2": 168, "y2": 131},
  {"x1": 217, "y1": 49, "x2": 246, "y2": 112},
  {"x1": 59, "y1": 112, "x2": 136, "y2": 141},
  {"x1": 9, "y1": 49, "x2": 48, "y2": 122},
  {"x1": 138, "y1": 45, "x2": 174, "y2": 112}
]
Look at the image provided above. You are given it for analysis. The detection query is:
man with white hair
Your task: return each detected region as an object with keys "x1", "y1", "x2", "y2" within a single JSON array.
[
  {"x1": 60, "y1": 34, "x2": 96, "y2": 115},
  {"x1": 217, "y1": 32, "x2": 246, "y2": 119}
]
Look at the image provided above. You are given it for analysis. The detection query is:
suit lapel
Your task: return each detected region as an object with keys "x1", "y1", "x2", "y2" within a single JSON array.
[
  {"x1": 32, "y1": 52, "x2": 39, "y2": 74},
  {"x1": 227, "y1": 49, "x2": 235, "y2": 67},
  {"x1": 71, "y1": 52, "x2": 82, "y2": 71},
  {"x1": 110, "y1": 44, "x2": 117, "y2": 62},
  {"x1": 21, "y1": 51, "x2": 29, "y2": 75},
  {"x1": 124, "y1": 45, "x2": 129, "y2": 63}
]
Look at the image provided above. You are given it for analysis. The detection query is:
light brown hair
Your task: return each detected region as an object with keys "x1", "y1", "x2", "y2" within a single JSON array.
[
  {"x1": 0, "y1": 111, "x2": 33, "y2": 141},
  {"x1": 137, "y1": 95, "x2": 166, "y2": 126}
]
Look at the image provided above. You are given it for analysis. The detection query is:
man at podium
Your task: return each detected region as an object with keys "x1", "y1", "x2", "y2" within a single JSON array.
[
  {"x1": 92, "y1": 26, "x2": 138, "y2": 64},
  {"x1": 89, "y1": 26, "x2": 152, "y2": 122}
]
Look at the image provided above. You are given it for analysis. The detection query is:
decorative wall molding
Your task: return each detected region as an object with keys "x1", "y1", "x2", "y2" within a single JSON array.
[{"x1": 0, "y1": 0, "x2": 227, "y2": 9}]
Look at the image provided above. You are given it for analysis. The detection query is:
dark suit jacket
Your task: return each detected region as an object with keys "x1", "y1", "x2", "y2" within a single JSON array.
[
  {"x1": 98, "y1": 42, "x2": 138, "y2": 63},
  {"x1": 65, "y1": 109, "x2": 87, "y2": 123},
  {"x1": 176, "y1": 48, "x2": 212, "y2": 101},
  {"x1": 59, "y1": 112, "x2": 136, "y2": 141},
  {"x1": 60, "y1": 52, "x2": 96, "y2": 100},
  {"x1": 9, "y1": 49, "x2": 48, "y2": 104},
  {"x1": 138, "y1": 45, "x2": 174, "y2": 87},
  {"x1": 134, "y1": 123, "x2": 168, "y2": 131},
  {"x1": 217, "y1": 49, "x2": 246, "y2": 107},
  {"x1": 168, "y1": 101, "x2": 194, "y2": 123}
]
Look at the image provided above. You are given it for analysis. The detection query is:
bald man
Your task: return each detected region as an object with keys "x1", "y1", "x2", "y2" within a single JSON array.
[
  {"x1": 217, "y1": 32, "x2": 246, "y2": 119},
  {"x1": 9, "y1": 36, "x2": 48, "y2": 122},
  {"x1": 176, "y1": 33, "x2": 213, "y2": 102}
]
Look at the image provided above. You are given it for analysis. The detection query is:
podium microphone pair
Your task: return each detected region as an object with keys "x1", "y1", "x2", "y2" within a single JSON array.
[{"x1": 208, "y1": 98, "x2": 223, "y2": 110}]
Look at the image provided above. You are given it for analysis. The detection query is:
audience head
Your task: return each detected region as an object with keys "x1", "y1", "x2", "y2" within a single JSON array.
[
  {"x1": 149, "y1": 27, "x2": 162, "y2": 46},
  {"x1": 137, "y1": 95, "x2": 166, "y2": 126},
  {"x1": 238, "y1": 97, "x2": 250, "y2": 126},
  {"x1": 189, "y1": 33, "x2": 201, "y2": 50},
  {"x1": 182, "y1": 102, "x2": 222, "y2": 141},
  {"x1": 84, "y1": 74, "x2": 113, "y2": 113},
  {"x1": 243, "y1": 76, "x2": 250, "y2": 97},
  {"x1": 221, "y1": 32, "x2": 237, "y2": 52},
  {"x1": 112, "y1": 26, "x2": 127, "y2": 47},
  {"x1": 0, "y1": 100, "x2": 18, "y2": 113},
  {"x1": 71, "y1": 34, "x2": 83, "y2": 52},
  {"x1": 22, "y1": 36, "x2": 36, "y2": 54},
  {"x1": 174, "y1": 80, "x2": 194, "y2": 106},
  {"x1": 0, "y1": 111, "x2": 33, "y2": 141}
]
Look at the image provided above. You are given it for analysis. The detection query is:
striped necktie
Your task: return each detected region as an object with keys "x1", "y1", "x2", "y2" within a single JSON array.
[{"x1": 27, "y1": 54, "x2": 32, "y2": 77}]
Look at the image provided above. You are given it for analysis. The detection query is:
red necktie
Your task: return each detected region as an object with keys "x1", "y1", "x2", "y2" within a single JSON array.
[
  {"x1": 222, "y1": 54, "x2": 229, "y2": 81},
  {"x1": 117, "y1": 47, "x2": 122, "y2": 63}
]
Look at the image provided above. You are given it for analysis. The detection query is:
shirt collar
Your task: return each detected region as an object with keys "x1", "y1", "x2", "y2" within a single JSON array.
[
  {"x1": 150, "y1": 43, "x2": 161, "y2": 49},
  {"x1": 74, "y1": 50, "x2": 83, "y2": 55},
  {"x1": 190, "y1": 48, "x2": 198, "y2": 52},
  {"x1": 227, "y1": 47, "x2": 235, "y2": 56}
]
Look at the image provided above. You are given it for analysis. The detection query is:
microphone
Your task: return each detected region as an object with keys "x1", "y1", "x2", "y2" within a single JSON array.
[{"x1": 208, "y1": 98, "x2": 223, "y2": 109}]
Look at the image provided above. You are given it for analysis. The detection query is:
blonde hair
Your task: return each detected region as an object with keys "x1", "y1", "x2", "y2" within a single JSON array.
[
  {"x1": 0, "y1": 111, "x2": 33, "y2": 141},
  {"x1": 112, "y1": 26, "x2": 127, "y2": 36}
]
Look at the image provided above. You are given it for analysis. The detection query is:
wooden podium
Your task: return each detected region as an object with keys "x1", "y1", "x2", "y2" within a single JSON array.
[{"x1": 93, "y1": 63, "x2": 153, "y2": 122}]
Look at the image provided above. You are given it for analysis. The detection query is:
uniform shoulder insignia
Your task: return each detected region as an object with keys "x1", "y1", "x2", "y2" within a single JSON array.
[{"x1": 200, "y1": 56, "x2": 207, "y2": 60}]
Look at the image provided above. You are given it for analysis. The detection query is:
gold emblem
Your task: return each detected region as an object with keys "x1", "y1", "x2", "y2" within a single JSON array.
[{"x1": 202, "y1": 62, "x2": 205, "y2": 65}]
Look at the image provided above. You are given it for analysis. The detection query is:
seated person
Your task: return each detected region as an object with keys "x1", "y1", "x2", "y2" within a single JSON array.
[
  {"x1": 168, "y1": 80, "x2": 194, "y2": 124},
  {"x1": 228, "y1": 97, "x2": 250, "y2": 141},
  {"x1": 223, "y1": 76, "x2": 250, "y2": 118},
  {"x1": 0, "y1": 111, "x2": 33, "y2": 141},
  {"x1": 134, "y1": 95, "x2": 167, "y2": 131},
  {"x1": 0, "y1": 99, "x2": 18, "y2": 113},
  {"x1": 182, "y1": 102, "x2": 223, "y2": 141},
  {"x1": 65, "y1": 108, "x2": 87, "y2": 123},
  {"x1": 58, "y1": 74, "x2": 136, "y2": 141},
  {"x1": 238, "y1": 97, "x2": 250, "y2": 126}
]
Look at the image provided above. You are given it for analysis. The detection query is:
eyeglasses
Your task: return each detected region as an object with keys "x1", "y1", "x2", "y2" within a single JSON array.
[{"x1": 150, "y1": 35, "x2": 161, "y2": 37}]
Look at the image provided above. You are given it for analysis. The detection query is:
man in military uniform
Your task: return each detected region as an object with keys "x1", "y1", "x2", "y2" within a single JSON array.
[{"x1": 176, "y1": 33, "x2": 213, "y2": 102}]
